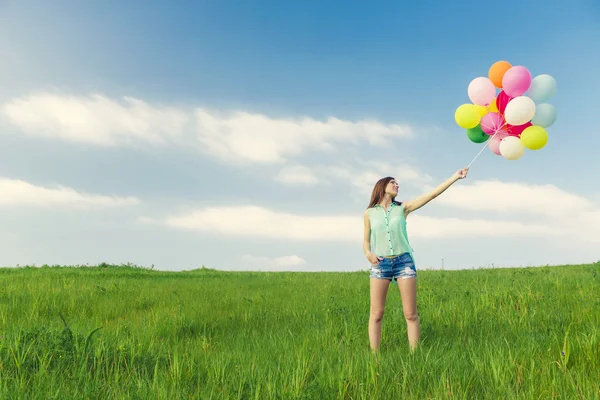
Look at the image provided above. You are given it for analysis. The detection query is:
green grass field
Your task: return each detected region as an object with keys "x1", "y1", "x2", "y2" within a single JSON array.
[{"x1": 1, "y1": 262, "x2": 599, "y2": 399}]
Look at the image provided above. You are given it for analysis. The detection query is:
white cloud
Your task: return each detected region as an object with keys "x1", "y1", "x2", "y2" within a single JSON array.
[
  {"x1": 195, "y1": 110, "x2": 412, "y2": 164},
  {"x1": 410, "y1": 215, "x2": 555, "y2": 238},
  {"x1": 1, "y1": 92, "x2": 189, "y2": 147},
  {"x1": 155, "y1": 178, "x2": 600, "y2": 244},
  {"x1": 433, "y1": 180, "x2": 595, "y2": 217},
  {"x1": 163, "y1": 205, "x2": 360, "y2": 241},
  {"x1": 568, "y1": 210, "x2": 600, "y2": 244},
  {"x1": 156, "y1": 203, "x2": 583, "y2": 243},
  {"x1": 242, "y1": 254, "x2": 307, "y2": 268},
  {"x1": 1, "y1": 92, "x2": 413, "y2": 164},
  {"x1": 0, "y1": 178, "x2": 140, "y2": 209},
  {"x1": 418, "y1": 180, "x2": 600, "y2": 244}
]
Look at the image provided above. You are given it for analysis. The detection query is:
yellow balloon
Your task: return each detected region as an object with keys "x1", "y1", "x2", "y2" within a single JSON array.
[
  {"x1": 520, "y1": 125, "x2": 548, "y2": 150},
  {"x1": 487, "y1": 98, "x2": 499, "y2": 113},
  {"x1": 474, "y1": 105, "x2": 488, "y2": 117},
  {"x1": 455, "y1": 104, "x2": 481, "y2": 129}
]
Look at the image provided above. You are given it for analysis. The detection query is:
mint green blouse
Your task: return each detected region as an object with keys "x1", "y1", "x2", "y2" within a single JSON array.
[{"x1": 367, "y1": 202, "x2": 414, "y2": 257}]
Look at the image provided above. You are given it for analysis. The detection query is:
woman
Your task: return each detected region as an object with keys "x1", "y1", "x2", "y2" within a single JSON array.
[{"x1": 363, "y1": 168, "x2": 469, "y2": 352}]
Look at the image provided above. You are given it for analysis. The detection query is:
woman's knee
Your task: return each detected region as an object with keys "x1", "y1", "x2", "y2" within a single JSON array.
[
  {"x1": 404, "y1": 310, "x2": 419, "y2": 322},
  {"x1": 370, "y1": 309, "x2": 385, "y2": 323}
]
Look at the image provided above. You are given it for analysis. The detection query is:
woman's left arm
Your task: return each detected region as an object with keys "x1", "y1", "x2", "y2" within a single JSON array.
[{"x1": 403, "y1": 167, "x2": 469, "y2": 216}]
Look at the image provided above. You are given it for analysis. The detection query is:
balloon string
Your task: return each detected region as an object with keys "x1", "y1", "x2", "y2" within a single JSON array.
[{"x1": 467, "y1": 130, "x2": 500, "y2": 168}]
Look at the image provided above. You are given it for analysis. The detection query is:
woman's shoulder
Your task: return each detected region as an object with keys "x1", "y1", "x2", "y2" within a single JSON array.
[
  {"x1": 393, "y1": 201, "x2": 406, "y2": 214},
  {"x1": 364, "y1": 206, "x2": 378, "y2": 216}
]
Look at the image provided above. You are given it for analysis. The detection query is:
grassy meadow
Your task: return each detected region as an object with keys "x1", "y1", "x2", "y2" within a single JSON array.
[{"x1": 0, "y1": 262, "x2": 599, "y2": 399}]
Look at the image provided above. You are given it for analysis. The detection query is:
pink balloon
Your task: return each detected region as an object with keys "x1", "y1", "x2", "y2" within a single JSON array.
[
  {"x1": 507, "y1": 121, "x2": 532, "y2": 137},
  {"x1": 496, "y1": 91, "x2": 513, "y2": 114},
  {"x1": 488, "y1": 130, "x2": 509, "y2": 155},
  {"x1": 502, "y1": 66, "x2": 532, "y2": 97},
  {"x1": 468, "y1": 77, "x2": 496, "y2": 106},
  {"x1": 480, "y1": 112, "x2": 506, "y2": 135}
]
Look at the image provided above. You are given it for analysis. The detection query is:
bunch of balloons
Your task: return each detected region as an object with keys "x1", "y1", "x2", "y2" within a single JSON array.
[{"x1": 454, "y1": 60, "x2": 557, "y2": 160}]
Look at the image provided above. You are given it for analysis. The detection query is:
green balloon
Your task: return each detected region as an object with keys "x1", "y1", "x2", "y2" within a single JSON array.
[{"x1": 466, "y1": 124, "x2": 489, "y2": 143}]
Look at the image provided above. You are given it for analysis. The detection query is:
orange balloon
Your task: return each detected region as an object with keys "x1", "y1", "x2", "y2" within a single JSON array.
[{"x1": 488, "y1": 61, "x2": 512, "y2": 88}]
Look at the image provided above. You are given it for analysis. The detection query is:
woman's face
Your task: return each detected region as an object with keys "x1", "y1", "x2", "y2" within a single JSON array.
[{"x1": 386, "y1": 179, "x2": 399, "y2": 196}]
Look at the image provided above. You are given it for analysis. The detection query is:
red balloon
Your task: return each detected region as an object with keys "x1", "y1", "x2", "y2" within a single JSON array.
[
  {"x1": 507, "y1": 121, "x2": 532, "y2": 137},
  {"x1": 496, "y1": 91, "x2": 513, "y2": 115}
]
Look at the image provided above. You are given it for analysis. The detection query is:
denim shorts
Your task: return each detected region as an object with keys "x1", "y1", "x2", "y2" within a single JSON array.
[{"x1": 369, "y1": 253, "x2": 417, "y2": 281}]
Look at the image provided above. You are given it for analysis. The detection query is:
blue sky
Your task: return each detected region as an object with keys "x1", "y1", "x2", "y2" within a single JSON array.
[{"x1": 1, "y1": 0, "x2": 599, "y2": 271}]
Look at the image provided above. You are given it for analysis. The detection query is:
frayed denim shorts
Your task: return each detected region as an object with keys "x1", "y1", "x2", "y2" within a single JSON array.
[{"x1": 369, "y1": 252, "x2": 417, "y2": 281}]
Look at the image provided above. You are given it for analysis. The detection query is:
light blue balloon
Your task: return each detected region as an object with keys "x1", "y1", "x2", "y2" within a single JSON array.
[
  {"x1": 531, "y1": 103, "x2": 557, "y2": 128},
  {"x1": 528, "y1": 74, "x2": 557, "y2": 103}
]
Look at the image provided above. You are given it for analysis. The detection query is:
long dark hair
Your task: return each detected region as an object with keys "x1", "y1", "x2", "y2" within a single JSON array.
[{"x1": 367, "y1": 176, "x2": 402, "y2": 209}]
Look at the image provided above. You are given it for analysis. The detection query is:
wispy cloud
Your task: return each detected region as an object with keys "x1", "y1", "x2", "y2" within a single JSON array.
[
  {"x1": 274, "y1": 159, "x2": 432, "y2": 194},
  {"x1": 195, "y1": 109, "x2": 412, "y2": 164},
  {"x1": 0, "y1": 93, "x2": 188, "y2": 147},
  {"x1": 327, "y1": 159, "x2": 433, "y2": 195},
  {"x1": 1, "y1": 92, "x2": 413, "y2": 164},
  {"x1": 0, "y1": 177, "x2": 140, "y2": 209}
]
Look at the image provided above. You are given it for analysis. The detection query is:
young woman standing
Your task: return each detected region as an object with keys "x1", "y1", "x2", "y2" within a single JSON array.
[{"x1": 363, "y1": 168, "x2": 469, "y2": 351}]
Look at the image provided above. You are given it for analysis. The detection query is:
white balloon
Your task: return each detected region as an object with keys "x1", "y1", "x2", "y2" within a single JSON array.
[
  {"x1": 468, "y1": 77, "x2": 496, "y2": 106},
  {"x1": 504, "y1": 96, "x2": 536, "y2": 126},
  {"x1": 499, "y1": 136, "x2": 525, "y2": 160}
]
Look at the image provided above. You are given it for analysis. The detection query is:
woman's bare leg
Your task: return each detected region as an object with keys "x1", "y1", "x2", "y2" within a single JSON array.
[
  {"x1": 369, "y1": 278, "x2": 390, "y2": 351},
  {"x1": 397, "y1": 276, "x2": 420, "y2": 350}
]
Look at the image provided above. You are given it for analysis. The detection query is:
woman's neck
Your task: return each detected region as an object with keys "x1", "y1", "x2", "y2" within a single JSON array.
[{"x1": 379, "y1": 195, "x2": 393, "y2": 209}]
